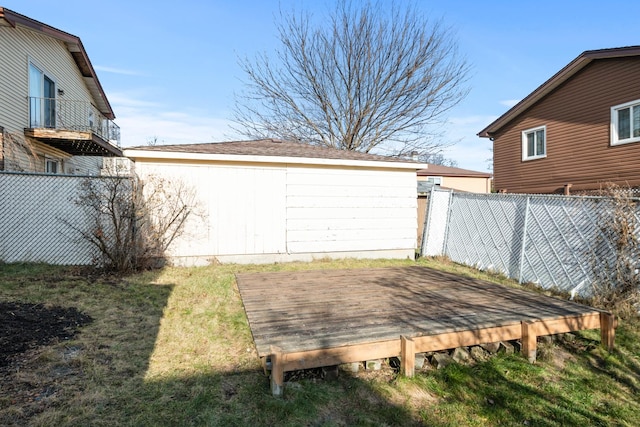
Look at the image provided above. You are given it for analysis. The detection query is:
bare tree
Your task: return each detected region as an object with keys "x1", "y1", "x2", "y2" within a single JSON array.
[
  {"x1": 420, "y1": 153, "x2": 458, "y2": 168},
  {"x1": 138, "y1": 175, "x2": 199, "y2": 258},
  {"x1": 234, "y1": 0, "x2": 470, "y2": 157},
  {"x1": 589, "y1": 184, "x2": 640, "y2": 318}
]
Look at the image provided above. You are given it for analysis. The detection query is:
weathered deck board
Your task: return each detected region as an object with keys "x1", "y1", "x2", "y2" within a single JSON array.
[{"x1": 236, "y1": 266, "x2": 602, "y2": 357}]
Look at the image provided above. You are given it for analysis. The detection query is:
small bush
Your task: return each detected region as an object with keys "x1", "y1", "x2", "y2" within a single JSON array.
[
  {"x1": 64, "y1": 174, "x2": 199, "y2": 273},
  {"x1": 590, "y1": 184, "x2": 640, "y2": 318}
]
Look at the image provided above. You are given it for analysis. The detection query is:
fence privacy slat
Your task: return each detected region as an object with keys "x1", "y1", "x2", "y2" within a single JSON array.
[
  {"x1": 422, "y1": 189, "x2": 640, "y2": 297},
  {"x1": 0, "y1": 172, "x2": 126, "y2": 265}
]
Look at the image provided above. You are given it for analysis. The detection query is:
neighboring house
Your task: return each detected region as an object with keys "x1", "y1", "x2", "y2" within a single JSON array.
[
  {"x1": 416, "y1": 164, "x2": 492, "y2": 251},
  {"x1": 417, "y1": 164, "x2": 492, "y2": 194},
  {"x1": 0, "y1": 7, "x2": 121, "y2": 175},
  {"x1": 124, "y1": 139, "x2": 429, "y2": 265},
  {"x1": 479, "y1": 46, "x2": 640, "y2": 194}
]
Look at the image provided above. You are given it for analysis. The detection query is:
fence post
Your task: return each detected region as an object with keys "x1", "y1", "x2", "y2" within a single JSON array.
[
  {"x1": 419, "y1": 187, "x2": 433, "y2": 257},
  {"x1": 421, "y1": 186, "x2": 441, "y2": 256},
  {"x1": 518, "y1": 196, "x2": 530, "y2": 284},
  {"x1": 441, "y1": 189, "x2": 455, "y2": 256}
]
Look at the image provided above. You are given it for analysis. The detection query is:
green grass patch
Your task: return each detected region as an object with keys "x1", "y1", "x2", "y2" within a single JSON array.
[{"x1": 1, "y1": 258, "x2": 639, "y2": 426}]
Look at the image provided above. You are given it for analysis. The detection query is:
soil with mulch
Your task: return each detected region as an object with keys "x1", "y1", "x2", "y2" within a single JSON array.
[
  {"x1": 0, "y1": 302, "x2": 92, "y2": 424},
  {"x1": 0, "y1": 301, "x2": 93, "y2": 368}
]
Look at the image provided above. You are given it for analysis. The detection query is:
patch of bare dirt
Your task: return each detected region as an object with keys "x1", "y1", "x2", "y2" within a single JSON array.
[
  {"x1": 0, "y1": 302, "x2": 93, "y2": 425},
  {"x1": 0, "y1": 301, "x2": 92, "y2": 368}
]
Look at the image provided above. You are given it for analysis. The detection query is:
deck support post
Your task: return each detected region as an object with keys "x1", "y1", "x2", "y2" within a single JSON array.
[
  {"x1": 600, "y1": 312, "x2": 616, "y2": 351},
  {"x1": 400, "y1": 335, "x2": 415, "y2": 377},
  {"x1": 521, "y1": 321, "x2": 537, "y2": 363},
  {"x1": 270, "y1": 346, "x2": 284, "y2": 397}
]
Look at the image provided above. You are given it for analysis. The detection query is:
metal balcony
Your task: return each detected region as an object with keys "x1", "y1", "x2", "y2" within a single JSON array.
[{"x1": 25, "y1": 96, "x2": 122, "y2": 156}]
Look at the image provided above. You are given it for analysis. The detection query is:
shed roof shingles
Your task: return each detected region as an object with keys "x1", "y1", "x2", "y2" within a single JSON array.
[{"x1": 128, "y1": 139, "x2": 416, "y2": 163}]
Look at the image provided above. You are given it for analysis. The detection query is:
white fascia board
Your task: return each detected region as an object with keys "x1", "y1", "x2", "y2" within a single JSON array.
[{"x1": 123, "y1": 149, "x2": 429, "y2": 170}]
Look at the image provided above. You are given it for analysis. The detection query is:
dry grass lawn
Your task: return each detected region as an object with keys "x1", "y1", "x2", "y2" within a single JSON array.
[{"x1": 1, "y1": 257, "x2": 639, "y2": 426}]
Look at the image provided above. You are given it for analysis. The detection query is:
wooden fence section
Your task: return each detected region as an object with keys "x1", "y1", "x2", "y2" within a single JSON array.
[{"x1": 235, "y1": 267, "x2": 615, "y2": 396}]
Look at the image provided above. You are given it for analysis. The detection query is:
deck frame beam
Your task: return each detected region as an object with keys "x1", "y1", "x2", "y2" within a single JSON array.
[{"x1": 268, "y1": 311, "x2": 615, "y2": 394}]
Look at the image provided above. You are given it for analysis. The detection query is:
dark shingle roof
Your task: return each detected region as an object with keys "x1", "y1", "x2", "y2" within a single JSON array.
[{"x1": 127, "y1": 139, "x2": 416, "y2": 163}]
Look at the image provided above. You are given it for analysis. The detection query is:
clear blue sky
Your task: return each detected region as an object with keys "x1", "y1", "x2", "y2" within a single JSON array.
[{"x1": 5, "y1": 0, "x2": 640, "y2": 172}]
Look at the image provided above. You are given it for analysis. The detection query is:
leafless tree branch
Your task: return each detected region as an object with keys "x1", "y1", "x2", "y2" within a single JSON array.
[
  {"x1": 63, "y1": 175, "x2": 200, "y2": 273},
  {"x1": 233, "y1": 0, "x2": 470, "y2": 157}
]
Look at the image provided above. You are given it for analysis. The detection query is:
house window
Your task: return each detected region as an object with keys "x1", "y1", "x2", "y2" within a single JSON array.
[
  {"x1": 45, "y1": 158, "x2": 60, "y2": 174},
  {"x1": 426, "y1": 176, "x2": 443, "y2": 185},
  {"x1": 28, "y1": 61, "x2": 56, "y2": 128},
  {"x1": 521, "y1": 126, "x2": 546, "y2": 161},
  {"x1": 611, "y1": 99, "x2": 640, "y2": 145}
]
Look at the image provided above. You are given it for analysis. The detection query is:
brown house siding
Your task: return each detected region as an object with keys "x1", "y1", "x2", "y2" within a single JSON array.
[{"x1": 494, "y1": 57, "x2": 640, "y2": 193}]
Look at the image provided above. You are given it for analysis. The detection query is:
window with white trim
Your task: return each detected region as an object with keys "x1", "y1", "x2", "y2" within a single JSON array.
[
  {"x1": 29, "y1": 60, "x2": 56, "y2": 128},
  {"x1": 521, "y1": 125, "x2": 546, "y2": 161},
  {"x1": 611, "y1": 99, "x2": 640, "y2": 145},
  {"x1": 45, "y1": 158, "x2": 61, "y2": 174},
  {"x1": 426, "y1": 176, "x2": 443, "y2": 185}
]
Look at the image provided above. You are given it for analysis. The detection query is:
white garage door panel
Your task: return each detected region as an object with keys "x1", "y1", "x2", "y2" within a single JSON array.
[
  {"x1": 288, "y1": 168, "x2": 411, "y2": 186},
  {"x1": 287, "y1": 195, "x2": 416, "y2": 209},
  {"x1": 286, "y1": 166, "x2": 417, "y2": 254},
  {"x1": 287, "y1": 227, "x2": 416, "y2": 242},
  {"x1": 287, "y1": 217, "x2": 412, "y2": 231},
  {"x1": 287, "y1": 238, "x2": 417, "y2": 253},
  {"x1": 286, "y1": 183, "x2": 416, "y2": 198},
  {"x1": 286, "y1": 207, "x2": 415, "y2": 220}
]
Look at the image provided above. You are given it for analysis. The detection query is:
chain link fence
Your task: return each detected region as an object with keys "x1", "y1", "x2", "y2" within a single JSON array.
[
  {"x1": 421, "y1": 187, "x2": 640, "y2": 297},
  {"x1": 0, "y1": 172, "x2": 119, "y2": 265}
]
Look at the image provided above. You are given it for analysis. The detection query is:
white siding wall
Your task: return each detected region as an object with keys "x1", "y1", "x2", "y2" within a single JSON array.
[
  {"x1": 0, "y1": 24, "x2": 98, "y2": 172},
  {"x1": 2, "y1": 132, "x2": 72, "y2": 172},
  {"x1": 66, "y1": 155, "x2": 103, "y2": 175},
  {"x1": 0, "y1": 25, "x2": 95, "y2": 135},
  {"x1": 286, "y1": 166, "x2": 417, "y2": 253},
  {"x1": 134, "y1": 160, "x2": 418, "y2": 263},
  {"x1": 134, "y1": 161, "x2": 287, "y2": 258}
]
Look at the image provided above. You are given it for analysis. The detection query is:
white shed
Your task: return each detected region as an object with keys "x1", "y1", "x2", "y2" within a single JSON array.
[{"x1": 124, "y1": 139, "x2": 427, "y2": 265}]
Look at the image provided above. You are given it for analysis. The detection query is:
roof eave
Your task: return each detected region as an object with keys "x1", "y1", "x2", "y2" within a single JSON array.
[
  {"x1": 418, "y1": 171, "x2": 491, "y2": 178},
  {"x1": 478, "y1": 46, "x2": 640, "y2": 138},
  {"x1": 0, "y1": 7, "x2": 114, "y2": 119},
  {"x1": 123, "y1": 148, "x2": 430, "y2": 170}
]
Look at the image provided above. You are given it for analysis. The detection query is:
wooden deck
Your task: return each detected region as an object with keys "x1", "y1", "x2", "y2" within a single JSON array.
[{"x1": 235, "y1": 266, "x2": 615, "y2": 395}]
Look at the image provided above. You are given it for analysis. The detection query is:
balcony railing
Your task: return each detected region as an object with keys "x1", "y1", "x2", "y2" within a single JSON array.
[{"x1": 27, "y1": 96, "x2": 121, "y2": 147}]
